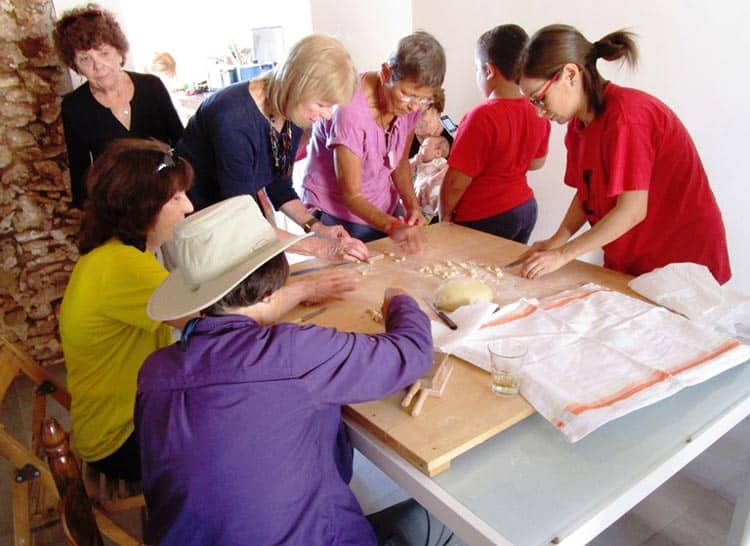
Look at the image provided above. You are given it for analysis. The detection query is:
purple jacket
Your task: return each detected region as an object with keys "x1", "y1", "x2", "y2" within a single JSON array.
[{"x1": 135, "y1": 295, "x2": 432, "y2": 545}]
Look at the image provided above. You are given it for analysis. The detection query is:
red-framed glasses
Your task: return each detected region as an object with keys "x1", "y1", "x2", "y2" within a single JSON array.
[{"x1": 529, "y1": 70, "x2": 561, "y2": 109}]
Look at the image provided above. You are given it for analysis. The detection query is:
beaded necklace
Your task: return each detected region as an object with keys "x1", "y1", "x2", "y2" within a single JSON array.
[{"x1": 268, "y1": 118, "x2": 292, "y2": 178}]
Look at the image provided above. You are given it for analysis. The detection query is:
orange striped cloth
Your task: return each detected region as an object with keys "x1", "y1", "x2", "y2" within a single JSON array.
[{"x1": 439, "y1": 283, "x2": 750, "y2": 441}]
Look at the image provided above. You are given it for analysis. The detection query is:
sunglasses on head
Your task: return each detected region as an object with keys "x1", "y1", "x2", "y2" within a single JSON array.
[{"x1": 156, "y1": 149, "x2": 177, "y2": 172}]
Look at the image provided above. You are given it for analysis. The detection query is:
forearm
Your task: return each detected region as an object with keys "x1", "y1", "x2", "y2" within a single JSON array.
[
  {"x1": 278, "y1": 227, "x2": 321, "y2": 257},
  {"x1": 439, "y1": 168, "x2": 472, "y2": 221},
  {"x1": 558, "y1": 191, "x2": 647, "y2": 262},
  {"x1": 391, "y1": 158, "x2": 420, "y2": 215},
  {"x1": 279, "y1": 198, "x2": 317, "y2": 227},
  {"x1": 261, "y1": 284, "x2": 308, "y2": 323},
  {"x1": 548, "y1": 195, "x2": 588, "y2": 246},
  {"x1": 340, "y1": 192, "x2": 399, "y2": 233}
]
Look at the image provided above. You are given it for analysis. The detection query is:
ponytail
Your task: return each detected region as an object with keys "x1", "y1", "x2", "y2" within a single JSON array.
[
  {"x1": 592, "y1": 30, "x2": 638, "y2": 66},
  {"x1": 522, "y1": 25, "x2": 638, "y2": 116}
]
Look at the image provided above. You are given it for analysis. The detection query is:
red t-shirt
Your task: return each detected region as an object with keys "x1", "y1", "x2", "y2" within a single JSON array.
[
  {"x1": 448, "y1": 98, "x2": 550, "y2": 222},
  {"x1": 565, "y1": 83, "x2": 730, "y2": 283}
]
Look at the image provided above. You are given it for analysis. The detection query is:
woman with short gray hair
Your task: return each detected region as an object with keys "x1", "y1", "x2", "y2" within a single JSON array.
[{"x1": 303, "y1": 31, "x2": 447, "y2": 252}]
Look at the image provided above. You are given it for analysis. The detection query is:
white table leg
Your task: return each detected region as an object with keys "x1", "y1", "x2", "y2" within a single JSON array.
[{"x1": 728, "y1": 466, "x2": 750, "y2": 546}]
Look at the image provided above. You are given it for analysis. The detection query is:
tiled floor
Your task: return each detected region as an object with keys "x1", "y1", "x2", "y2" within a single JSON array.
[{"x1": 2, "y1": 364, "x2": 747, "y2": 545}]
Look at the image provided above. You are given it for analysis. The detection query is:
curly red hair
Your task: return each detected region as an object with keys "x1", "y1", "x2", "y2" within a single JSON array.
[{"x1": 53, "y1": 3, "x2": 129, "y2": 72}]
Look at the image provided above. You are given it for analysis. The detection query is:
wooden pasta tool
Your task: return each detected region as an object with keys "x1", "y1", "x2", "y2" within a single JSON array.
[{"x1": 401, "y1": 351, "x2": 453, "y2": 416}]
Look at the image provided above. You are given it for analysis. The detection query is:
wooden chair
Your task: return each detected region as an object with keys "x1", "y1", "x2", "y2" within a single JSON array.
[
  {"x1": 42, "y1": 417, "x2": 142, "y2": 546},
  {"x1": 0, "y1": 336, "x2": 144, "y2": 545},
  {"x1": 42, "y1": 416, "x2": 104, "y2": 546},
  {"x1": 0, "y1": 335, "x2": 70, "y2": 545}
]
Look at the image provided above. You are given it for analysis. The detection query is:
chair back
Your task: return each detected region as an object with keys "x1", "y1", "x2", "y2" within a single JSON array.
[
  {"x1": 42, "y1": 416, "x2": 104, "y2": 546},
  {"x1": 0, "y1": 336, "x2": 70, "y2": 543},
  {"x1": 1, "y1": 336, "x2": 142, "y2": 545}
]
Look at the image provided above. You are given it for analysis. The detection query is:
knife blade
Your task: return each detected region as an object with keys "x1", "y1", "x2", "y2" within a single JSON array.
[
  {"x1": 422, "y1": 297, "x2": 458, "y2": 330},
  {"x1": 290, "y1": 262, "x2": 350, "y2": 276},
  {"x1": 293, "y1": 306, "x2": 327, "y2": 323}
]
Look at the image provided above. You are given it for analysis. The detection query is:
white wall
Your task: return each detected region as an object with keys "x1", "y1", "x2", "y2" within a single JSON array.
[
  {"x1": 412, "y1": 0, "x2": 750, "y2": 291},
  {"x1": 53, "y1": 0, "x2": 313, "y2": 87},
  {"x1": 309, "y1": 0, "x2": 411, "y2": 73}
]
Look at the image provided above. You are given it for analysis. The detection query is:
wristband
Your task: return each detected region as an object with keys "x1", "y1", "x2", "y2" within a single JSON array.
[{"x1": 386, "y1": 218, "x2": 405, "y2": 236}]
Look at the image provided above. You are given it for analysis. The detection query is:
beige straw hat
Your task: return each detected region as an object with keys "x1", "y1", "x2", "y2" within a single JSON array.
[{"x1": 148, "y1": 195, "x2": 310, "y2": 321}]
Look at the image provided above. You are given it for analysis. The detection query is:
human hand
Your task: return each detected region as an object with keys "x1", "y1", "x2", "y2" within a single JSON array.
[
  {"x1": 402, "y1": 208, "x2": 425, "y2": 227},
  {"x1": 312, "y1": 222, "x2": 349, "y2": 240},
  {"x1": 300, "y1": 271, "x2": 358, "y2": 305},
  {"x1": 316, "y1": 237, "x2": 370, "y2": 262},
  {"x1": 519, "y1": 248, "x2": 570, "y2": 279},
  {"x1": 513, "y1": 236, "x2": 565, "y2": 263},
  {"x1": 381, "y1": 287, "x2": 409, "y2": 317},
  {"x1": 390, "y1": 223, "x2": 423, "y2": 254}
]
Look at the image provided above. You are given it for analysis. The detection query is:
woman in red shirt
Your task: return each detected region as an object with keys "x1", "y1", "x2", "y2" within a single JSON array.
[{"x1": 517, "y1": 24, "x2": 730, "y2": 283}]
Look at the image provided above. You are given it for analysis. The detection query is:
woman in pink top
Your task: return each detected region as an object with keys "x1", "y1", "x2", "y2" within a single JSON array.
[{"x1": 303, "y1": 32, "x2": 446, "y2": 252}]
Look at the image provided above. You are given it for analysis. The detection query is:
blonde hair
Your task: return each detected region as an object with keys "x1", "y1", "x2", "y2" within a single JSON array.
[{"x1": 264, "y1": 34, "x2": 357, "y2": 126}]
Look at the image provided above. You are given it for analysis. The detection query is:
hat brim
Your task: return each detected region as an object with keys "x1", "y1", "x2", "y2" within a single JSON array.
[{"x1": 148, "y1": 233, "x2": 311, "y2": 321}]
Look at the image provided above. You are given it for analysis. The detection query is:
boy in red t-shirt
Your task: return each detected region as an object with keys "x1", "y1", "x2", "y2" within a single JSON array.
[{"x1": 440, "y1": 24, "x2": 550, "y2": 243}]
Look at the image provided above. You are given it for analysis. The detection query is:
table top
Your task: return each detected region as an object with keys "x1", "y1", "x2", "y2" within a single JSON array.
[
  {"x1": 426, "y1": 353, "x2": 750, "y2": 545},
  {"x1": 288, "y1": 223, "x2": 638, "y2": 476}
]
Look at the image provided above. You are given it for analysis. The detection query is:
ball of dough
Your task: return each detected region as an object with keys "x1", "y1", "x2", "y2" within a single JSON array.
[{"x1": 434, "y1": 277, "x2": 494, "y2": 312}]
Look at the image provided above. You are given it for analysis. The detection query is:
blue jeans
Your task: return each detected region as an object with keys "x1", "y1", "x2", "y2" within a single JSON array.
[
  {"x1": 316, "y1": 206, "x2": 406, "y2": 243},
  {"x1": 456, "y1": 197, "x2": 537, "y2": 244}
]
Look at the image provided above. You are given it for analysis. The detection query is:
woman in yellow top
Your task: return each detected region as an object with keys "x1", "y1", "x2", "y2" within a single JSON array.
[
  {"x1": 60, "y1": 139, "x2": 357, "y2": 480},
  {"x1": 59, "y1": 139, "x2": 195, "y2": 480}
]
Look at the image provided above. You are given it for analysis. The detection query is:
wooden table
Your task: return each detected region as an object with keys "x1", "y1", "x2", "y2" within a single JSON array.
[{"x1": 287, "y1": 223, "x2": 636, "y2": 476}]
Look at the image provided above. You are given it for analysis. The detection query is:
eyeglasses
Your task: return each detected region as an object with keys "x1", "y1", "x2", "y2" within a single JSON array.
[
  {"x1": 529, "y1": 70, "x2": 561, "y2": 109},
  {"x1": 269, "y1": 120, "x2": 293, "y2": 179},
  {"x1": 156, "y1": 149, "x2": 177, "y2": 172},
  {"x1": 394, "y1": 86, "x2": 434, "y2": 107}
]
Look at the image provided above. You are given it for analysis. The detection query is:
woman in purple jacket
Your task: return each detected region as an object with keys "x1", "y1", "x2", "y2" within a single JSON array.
[{"x1": 136, "y1": 195, "x2": 449, "y2": 545}]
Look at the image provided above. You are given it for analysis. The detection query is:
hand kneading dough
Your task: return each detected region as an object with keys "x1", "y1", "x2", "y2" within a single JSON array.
[{"x1": 434, "y1": 277, "x2": 493, "y2": 311}]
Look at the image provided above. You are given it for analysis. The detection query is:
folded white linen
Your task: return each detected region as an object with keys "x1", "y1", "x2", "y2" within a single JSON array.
[
  {"x1": 430, "y1": 300, "x2": 499, "y2": 353},
  {"x1": 449, "y1": 283, "x2": 750, "y2": 442},
  {"x1": 628, "y1": 262, "x2": 750, "y2": 342}
]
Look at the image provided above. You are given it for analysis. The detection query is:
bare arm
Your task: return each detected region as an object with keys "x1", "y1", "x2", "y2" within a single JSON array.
[
  {"x1": 335, "y1": 144, "x2": 397, "y2": 231},
  {"x1": 390, "y1": 131, "x2": 421, "y2": 224},
  {"x1": 334, "y1": 143, "x2": 423, "y2": 253},
  {"x1": 520, "y1": 190, "x2": 648, "y2": 279},
  {"x1": 279, "y1": 198, "x2": 317, "y2": 227},
  {"x1": 439, "y1": 168, "x2": 473, "y2": 222},
  {"x1": 279, "y1": 198, "x2": 356, "y2": 241},
  {"x1": 273, "y1": 226, "x2": 369, "y2": 262},
  {"x1": 249, "y1": 271, "x2": 358, "y2": 324}
]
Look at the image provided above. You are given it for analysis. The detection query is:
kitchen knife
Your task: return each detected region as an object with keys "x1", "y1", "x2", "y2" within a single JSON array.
[
  {"x1": 293, "y1": 306, "x2": 327, "y2": 323},
  {"x1": 290, "y1": 262, "x2": 350, "y2": 276},
  {"x1": 422, "y1": 297, "x2": 458, "y2": 330}
]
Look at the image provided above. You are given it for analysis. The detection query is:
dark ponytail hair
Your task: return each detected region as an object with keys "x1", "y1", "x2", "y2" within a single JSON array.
[{"x1": 521, "y1": 24, "x2": 638, "y2": 116}]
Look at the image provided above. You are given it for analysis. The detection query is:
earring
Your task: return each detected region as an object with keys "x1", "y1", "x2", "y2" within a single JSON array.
[{"x1": 571, "y1": 78, "x2": 576, "y2": 86}]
